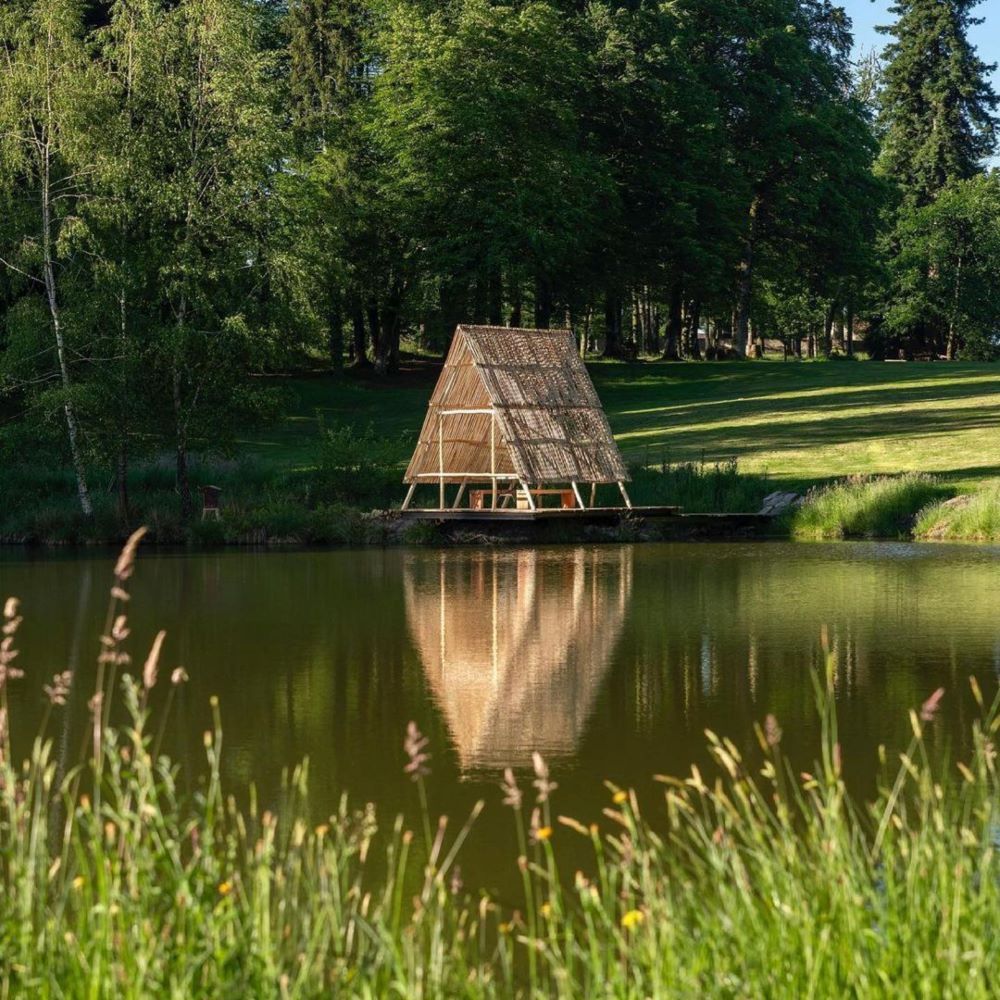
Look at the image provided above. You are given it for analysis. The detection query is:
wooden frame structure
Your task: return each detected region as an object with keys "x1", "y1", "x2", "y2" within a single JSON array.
[{"x1": 402, "y1": 326, "x2": 631, "y2": 513}]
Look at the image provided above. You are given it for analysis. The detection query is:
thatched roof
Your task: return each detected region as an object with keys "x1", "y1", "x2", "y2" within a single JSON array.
[{"x1": 404, "y1": 326, "x2": 629, "y2": 485}]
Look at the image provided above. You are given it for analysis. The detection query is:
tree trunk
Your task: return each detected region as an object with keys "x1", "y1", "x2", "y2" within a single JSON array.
[
  {"x1": 685, "y1": 299, "x2": 702, "y2": 359},
  {"x1": 117, "y1": 443, "x2": 129, "y2": 523},
  {"x1": 833, "y1": 305, "x2": 845, "y2": 354},
  {"x1": 327, "y1": 301, "x2": 343, "y2": 371},
  {"x1": 846, "y1": 300, "x2": 855, "y2": 358},
  {"x1": 375, "y1": 283, "x2": 402, "y2": 375},
  {"x1": 534, "y1": 274, "x2": 553, "y2": 329},
  {"x1": 41, "y1": 149, "x2": 92, "y2": 515},
  {"x1": 663, "y1": 283, "x2": 682, "y2": 360},
  {"x1": 822, "y1": 303, "x2": 835, "y2": 357},
  {"x1": 173, "y1": 363, "x2": 193, "y2": 521},
  {"x1": 488, "y1": 268, "x2": 502, "y2": 326},
  {"x1": 366, "y1": 301, "x2": 381, "y2": 359},
  {"x1": 735, "y1": 196, "x2": 760, "y2": 360},
  {"x1": 116, "y1": 288, "x2": 129, "y2": 521},
  {"x1": 603, "y1": 290, "x2": 623, "y2": 358},
  {"x1": 509, "y1": 274, "x2": 522, "y2": 327},
  {"x1": 947, "y1": 253, "x2": 963, "y2": 360},
  {"x1": 351, "y1": 303, "x2": 371, "y2": 367}
]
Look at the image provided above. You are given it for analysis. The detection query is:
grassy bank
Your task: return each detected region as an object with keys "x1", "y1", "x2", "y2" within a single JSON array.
[
  {"x1": 789, "y1": 473, "x2": 951, "y2": 540},
  {"x1": 914, "y1": 486, "x2": 1000, "y2": 541},
  {"x1": 2, "y1": 537, "x2": 1000, "y2": 995}
]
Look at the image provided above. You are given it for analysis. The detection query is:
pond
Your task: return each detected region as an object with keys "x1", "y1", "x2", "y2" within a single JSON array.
[{"x1": 2, "y1": 541, "x2": 998, "y2": 890}]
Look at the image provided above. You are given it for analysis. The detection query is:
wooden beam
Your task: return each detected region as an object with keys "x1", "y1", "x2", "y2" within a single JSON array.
[
  {"x1": 401, "y1": 482, "x2": 417, "y2": 511},
  {"x1": 571, "y1": 481, "x2": 585, "y2": 509},
  {"x1": 490, "y1": 411, "x2": 496, "y2": 509},
  {"x1": 438, "y1": 414, "x2": 445, "y2": 510},
  {"x1": 618, "y1": 480, "x2": 633, "y2": 509},
  {"x1": 452, "y1": 479, "x2": 468, "y2": 509},
  {"x1": 519, "y1": 479, "x2": 536, "y2": 510},
  {"x1": 590, "y1": 482, "x2": 597, "y2": 507}
]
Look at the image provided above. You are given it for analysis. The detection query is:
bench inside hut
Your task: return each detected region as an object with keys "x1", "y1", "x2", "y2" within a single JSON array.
[{"x1": 400, "y1": 326, "x2": 631, "y2": 513}]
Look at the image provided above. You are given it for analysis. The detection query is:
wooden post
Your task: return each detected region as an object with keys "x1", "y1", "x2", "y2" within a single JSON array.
[
  {"x1": 490, "y1": 409, "x2": 497, "y2": 509},
  {"x1": 401, "y1": 482, "x2": 417, "y2": 511},
  {"x1": 452, "y1": 479, "x2": 467, "y2": 509},
  {"x1": 571, "y1": 481, "x2": 585, "y2": 509},
  {"x1": 519, "y1": 479, "x2": 536, "y2": 510},
  {"x1": 590, "y1": 482, "x2": 597, "y2": 507},
  {"x1": 617, "y1": 480, "x2": 633, "y2": 509},
  {"x1": 438, "y1": 413, "x2": 445, "y2": 510}
]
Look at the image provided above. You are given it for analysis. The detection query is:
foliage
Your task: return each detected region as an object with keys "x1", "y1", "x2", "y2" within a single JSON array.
[
  {"x1": 3, "y1": 541, "x2": 1000, "y2": 994},
  {"x1": 875, "y1": 0, "x2": 999, "y2": 356},
  {"x1": 884, "y1": 175, "x2": 1000, "y2": 359},
  {"x1": 0, "y1": 0, "x2": 997, "y2": 517},
  {"x1": 790, "y1": 472, "x2": 950, "y2": 539},
  {"x1": 310, "y1": 421, "x2": 400, "y2": 507}
]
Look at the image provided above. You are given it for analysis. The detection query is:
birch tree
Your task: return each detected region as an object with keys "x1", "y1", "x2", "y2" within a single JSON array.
[{"x1": 0, "y1": 0, "x2": 105, "y2": 514}]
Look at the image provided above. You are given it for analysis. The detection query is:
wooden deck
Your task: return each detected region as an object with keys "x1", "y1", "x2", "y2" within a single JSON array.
[
  {"x1": 398, "y1": 505, "x2": 682, "y2": 522},
  {"x1": 398, "y1": 505, "x2": 772, "y2": 527}
]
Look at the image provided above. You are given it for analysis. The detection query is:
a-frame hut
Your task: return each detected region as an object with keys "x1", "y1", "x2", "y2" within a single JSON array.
[{"x1": 402, "y1": 326, "x2": 630, "y2": 511}]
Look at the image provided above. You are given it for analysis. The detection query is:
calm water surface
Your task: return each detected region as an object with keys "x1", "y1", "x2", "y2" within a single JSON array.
[{"x1": 2, "y1": 542, "x2": 999, "y2": 888}]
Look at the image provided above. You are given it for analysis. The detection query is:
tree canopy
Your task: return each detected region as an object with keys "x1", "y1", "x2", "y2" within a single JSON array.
[{"x1": 0, "y1": 0, "x2": 998, "y2": 516}]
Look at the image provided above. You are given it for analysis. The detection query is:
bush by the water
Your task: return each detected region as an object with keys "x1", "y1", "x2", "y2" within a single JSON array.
[
  {"x1": 915, "y1": 484, "x2": 1000, "y2": 541},
  {"x1": 790, "y1": 473, "x2": 949, "y2": 539},
  {"x1": 2, "y1": 535, "x2": 999, "y2": 995}
]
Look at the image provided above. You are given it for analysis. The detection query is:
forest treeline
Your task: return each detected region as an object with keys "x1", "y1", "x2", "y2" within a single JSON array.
[{"x1": 0, "y1": 0, "x2": 998, "y2": 517}]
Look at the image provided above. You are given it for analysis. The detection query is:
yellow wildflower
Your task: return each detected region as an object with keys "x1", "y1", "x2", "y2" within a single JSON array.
[
  {"x1": 612, "y1": 790, "x2": 628, "y2": 805},
  {"x1": 535, "y1": 826, "x2": 552, "y2": 842},
  {"x1": 71, "y1": 876, "x2": 85, "y2": 891},
  {"x1": 540, "y1": 902, "x2": 552, "y2": 919},
  {"x1": 218, "y1": 880, "x2": 233, "y2": 897},
  {"x1": 621, "y1": 909, "x2": 644, "y2": 930}
]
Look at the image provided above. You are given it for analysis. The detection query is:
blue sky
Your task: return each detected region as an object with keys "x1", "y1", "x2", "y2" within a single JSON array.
[{"x1": 843, "y1": 0, "x2": 1000, "y2": 84}]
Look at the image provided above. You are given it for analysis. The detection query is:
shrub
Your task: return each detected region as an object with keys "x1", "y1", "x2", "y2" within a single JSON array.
[{"x1": 310, "y1": 423, "x2": 401, "y2": 507}]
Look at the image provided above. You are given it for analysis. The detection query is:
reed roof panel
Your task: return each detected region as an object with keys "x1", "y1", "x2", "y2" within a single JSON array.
[{"x1": 404, "y1": 326, "x2": 628, "y2": 484}]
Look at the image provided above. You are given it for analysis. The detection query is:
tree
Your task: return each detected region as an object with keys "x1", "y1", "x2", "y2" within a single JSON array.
[
  {"x1": 877, "y1": 0, "x2": 998, "y2": 209},
  {"x1": 0, "y1": 0, "x2": 106, "y2": 514},
  {"x1": 875, "y1": 0, "x2": 998, "y2": 355},
  {"x1": 886, "y1": 173, "x2": 1000, "y2": 359},
  {"x1": 368, "y1": 0, "x2": 606, "y2": 357},
  {"x1": 100, "y1": 0, "x2": 284, "y2": 518}
]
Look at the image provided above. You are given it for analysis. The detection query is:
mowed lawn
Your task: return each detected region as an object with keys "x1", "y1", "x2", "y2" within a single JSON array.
[{"x1": 242, "y1": 360, "x2": 1000, "y2": 491}]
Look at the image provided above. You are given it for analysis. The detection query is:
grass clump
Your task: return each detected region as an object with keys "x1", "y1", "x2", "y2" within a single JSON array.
[
  {"x1": 3, "y1": 537, "x2": 1000, "y2": 995},
  {"x1": 790, "y1": 473, "x2": 949, "y2": 539},
  {"x1": 915, "y1": 483, "x2": 1000, "y2": 540},
  {"x1": 629, "y1": 458, "x2": 772, "y2": 513}
]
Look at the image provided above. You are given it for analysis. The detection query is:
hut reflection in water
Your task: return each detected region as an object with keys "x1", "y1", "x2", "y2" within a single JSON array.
[{"x1": 404, "y1": 547, "x2": 632, "y2": 772}]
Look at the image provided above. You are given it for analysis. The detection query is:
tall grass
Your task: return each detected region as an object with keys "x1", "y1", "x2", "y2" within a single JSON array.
[
  {"x1": 915, "y1": 484, "x2": 1000, "y2": 541},
  {"x1": 2, "y1": 536, "x2": 999, "y2": 995},
  {"x1": 629, "y1": 458, "x2": 773, "y2": 513},
  {"x1": 790, "y1": 473, "x2": 950, "y2": 539}
]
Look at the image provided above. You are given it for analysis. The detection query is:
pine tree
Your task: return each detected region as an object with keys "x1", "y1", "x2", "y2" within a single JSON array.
[{"x1": 877, "y1": 0, "x2": 998, "y2": 207}]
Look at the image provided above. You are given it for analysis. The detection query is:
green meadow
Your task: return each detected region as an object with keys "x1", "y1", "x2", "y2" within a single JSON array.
[{"x1": 250, "y1": 359, "x2": 1000, "y2": 491}]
